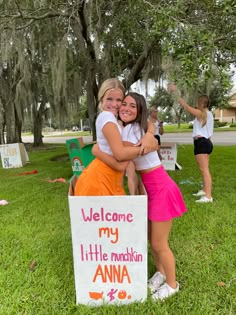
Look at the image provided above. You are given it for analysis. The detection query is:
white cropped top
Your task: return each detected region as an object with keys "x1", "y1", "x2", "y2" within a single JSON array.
[
  {"x1": 153, "y1": 120, "x2": 161, "y2": 136},
  {"x1": 96, "y1": 111, "x2": 122, "y2": 155},
  {"x1": 192, "y1": 111, "x2": 214, "y2": 139},
  {"x1": 122, "y1": 123, "x2": 161, "y2": 171}
]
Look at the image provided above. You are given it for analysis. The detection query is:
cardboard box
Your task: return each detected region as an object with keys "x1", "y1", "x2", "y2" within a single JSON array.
[
  {"x1": 160, "y1": 142, "x2": 182, "y2": 170},
  {"x1": 68, "y1": 176, "x2": 148, "y2": 306},
  {"x1": 0, "y1": 143, "x2": 28, "y2": 168}
]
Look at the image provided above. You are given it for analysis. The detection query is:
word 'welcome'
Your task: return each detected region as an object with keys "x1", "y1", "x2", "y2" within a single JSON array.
[{"x1": 80, "y1": 207, "x2": 134, "y2": 222}]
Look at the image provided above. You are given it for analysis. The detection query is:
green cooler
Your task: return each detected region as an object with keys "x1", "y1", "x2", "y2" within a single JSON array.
[{"x1": 66, "y1": 137, "x2": 95, "y2": 177}]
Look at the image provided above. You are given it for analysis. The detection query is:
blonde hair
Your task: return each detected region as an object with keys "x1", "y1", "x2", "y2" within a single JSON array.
[
  {"x1": 98, "y1": 78, "x2": 125, "y2": 111},
  {"x1": 197, "y1": 95, "x2": 210, "y2": 127},
  {"x1": 149, "y1": 106, "x2": 158, "y2": 114},
  {"x1": 148, "y1": 106, "x2": 158, "y2": 114}
]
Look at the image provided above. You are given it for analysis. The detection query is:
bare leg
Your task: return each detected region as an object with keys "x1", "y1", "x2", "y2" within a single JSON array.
[
  {"x1": 149, "y1": 220, "x2": 177, "y2": 289},
  {"x1": 195, "y1": 154, "x2": 212, "y2": 198}
]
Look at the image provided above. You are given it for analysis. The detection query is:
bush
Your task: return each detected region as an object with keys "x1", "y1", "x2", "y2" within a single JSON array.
[
  {"x1": 230, "y1": 123, "x2": 236, "y2": 127},
  {"x1": 218, "y1": 122, "x2": 228, "y2": 127},
  {"x1": 214, "y1": 120, "x2": 227, "y2": 128},
  {"x1": 214, "y1": 121, "x2": 228, "y2": 128}
]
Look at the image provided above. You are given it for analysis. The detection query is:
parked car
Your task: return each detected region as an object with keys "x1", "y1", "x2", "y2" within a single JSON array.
[{"x1": 83, "y1": 125, "x2": 91, "y2": 132}]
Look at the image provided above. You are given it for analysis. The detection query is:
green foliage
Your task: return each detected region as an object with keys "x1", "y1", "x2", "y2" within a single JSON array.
[
  {"x1": 148, "y1": 87, "x2": 173, "y2": 109},
  {"x1": 150, "y1": 0, "x2": 236, "y2": 91},
  {"x1": 148, "y1": 87, "x2": 175, "y2": 122},
  {"x1": 214, "y1": 120, "x2": 228, "y2": 128},
  {"x1": 0, "y1": 0, "x2": 236, "y2": 143}
]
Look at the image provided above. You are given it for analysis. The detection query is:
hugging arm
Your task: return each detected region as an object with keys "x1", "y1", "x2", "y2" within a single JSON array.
[
  {"x1": 92, "y1": 144, "x2": 129, "y2": 172},
  {"x1": 102, "y1": 122, "x2": 143, "y2": 161},
  {"x1": 137, "y1": 121, "x2": 159, "y2": 154}
]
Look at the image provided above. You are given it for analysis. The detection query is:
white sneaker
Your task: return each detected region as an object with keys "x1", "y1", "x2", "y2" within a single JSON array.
[
  {"x1": 192, "y1": 190, "x2": 205, "y2": 197},
  {"x1": 152, "y1": 282, "x2": 179, "y2": 301},
  {"x1": 148, "y1": 272, "x2": 166, "y2": 294},
  {"x1": 195, "y1": 196, "x2": 213, "y2": 203}
]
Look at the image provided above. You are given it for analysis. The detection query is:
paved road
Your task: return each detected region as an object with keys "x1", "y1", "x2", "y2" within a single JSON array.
[
  {"x1": 22, "y1": 131, "x2": 236, "y2": 146},
  {"x1": 161, "y1": 131, "x2": 236, "y2": 146}
]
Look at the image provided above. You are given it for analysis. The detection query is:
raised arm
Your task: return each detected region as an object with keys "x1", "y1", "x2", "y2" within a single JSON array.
[{"x1": 167, "y1": 83, "x2": 202, "y2": 119}]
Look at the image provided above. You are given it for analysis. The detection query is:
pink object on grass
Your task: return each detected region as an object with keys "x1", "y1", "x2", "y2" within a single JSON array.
[{"x1": 0, "y1": 200, "x2": 8, "y2": 206}]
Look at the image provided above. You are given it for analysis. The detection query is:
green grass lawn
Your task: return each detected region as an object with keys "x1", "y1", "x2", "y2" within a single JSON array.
[
  {"x1": 161, "y1": 124, "x2": 236, "y2": 133},
  {"x1": 0, "y1": 144, "x2": 235, "y2": 315}
]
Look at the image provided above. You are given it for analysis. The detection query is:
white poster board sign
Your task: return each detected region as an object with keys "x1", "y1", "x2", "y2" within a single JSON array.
[
  {"x1": 160, "y1": 142, "x2": 182, "y2": 170},
  {"x1": 0, "y1": 143, "x2": 28, "y2": 168},
  {"x1": 68, "y1": 194, "x2": 147, "y2": 306}
]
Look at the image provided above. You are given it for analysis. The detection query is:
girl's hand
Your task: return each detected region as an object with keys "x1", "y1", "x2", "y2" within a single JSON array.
[
  {"x1": 92, "y1": 143, "x2": 99, "y2": 156},
  {"x1": 135, "y1": 133, "x2": 159, "y2": 155}
]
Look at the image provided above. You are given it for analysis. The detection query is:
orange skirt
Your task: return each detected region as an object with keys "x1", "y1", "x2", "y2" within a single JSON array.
[{"x1": 74, "y1": 158, "x2": 126, "y2": 196}]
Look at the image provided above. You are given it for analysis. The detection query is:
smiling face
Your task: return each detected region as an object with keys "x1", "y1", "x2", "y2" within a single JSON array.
[
  {"x1": 101, "y1": 89, "x2": 124, "y2": 116},
  {"x1": 119, "y1": 95, "x2": 138, "y2": 124}
]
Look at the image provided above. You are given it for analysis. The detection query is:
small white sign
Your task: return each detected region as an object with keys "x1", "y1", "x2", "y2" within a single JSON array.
[
  {"x1": 68, "y1": 191, "x2": 147, "y2": 306},
  {"x1": 0, "y1": 143, "x2": 28, "y2": 168},
  {"x1": 160, "y1": 142, "x2": 182, "y2": 170}
]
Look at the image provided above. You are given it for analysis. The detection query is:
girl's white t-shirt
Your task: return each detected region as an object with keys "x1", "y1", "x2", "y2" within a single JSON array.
[
  {"x1": 96, "y1": 111, "x2": 122, "y2": 155},
  {"x1": 153, "y1": 120, "x2": 161, "y2": 136},
  {"x1": 122, "y1": 123, "x2": 161, "y2": 171},
  {"x1": 192, "y1": 111, "x2": 214, "y2": 138}
]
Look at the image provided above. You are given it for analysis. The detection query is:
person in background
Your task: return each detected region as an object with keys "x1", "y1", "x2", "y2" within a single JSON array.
[
  {"x1": 149, "y1": 107, "x2": 164, "y2": 160},
  {"x1": 168, "y1": 83, "x2": 214, "y2": 203},
  {"x1": 74, "y1": 78, "x2": 158, "y2": 196},
  {"x1": 93, "y1": 92, "x2": 187, "y2": 300}
]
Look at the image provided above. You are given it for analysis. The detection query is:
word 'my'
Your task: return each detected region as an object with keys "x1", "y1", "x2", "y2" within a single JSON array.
[{"x1": 99, "y1": 227, "x2": 119, "y2": 243}]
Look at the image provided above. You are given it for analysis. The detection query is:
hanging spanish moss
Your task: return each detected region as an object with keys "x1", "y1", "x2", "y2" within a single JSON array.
[
  {"x1": 14, "y1": 37, "x2": 34, "y2": 123},
  {"x1": 51, "y1": 35, "x2": 68, "y2": 128}
]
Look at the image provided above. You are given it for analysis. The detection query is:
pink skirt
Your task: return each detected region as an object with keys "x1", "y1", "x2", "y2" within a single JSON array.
[{"x1": 141, "y1": 166, "x2": 187, "y2": 222}]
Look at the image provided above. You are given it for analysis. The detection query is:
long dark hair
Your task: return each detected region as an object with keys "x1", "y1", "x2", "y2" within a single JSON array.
[{"x1": 124, "y1": 92, "x2": 148, "y2": 133}]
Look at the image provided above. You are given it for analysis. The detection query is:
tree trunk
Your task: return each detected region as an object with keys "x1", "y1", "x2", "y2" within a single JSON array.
[
  {"x1": 0, "y1": 99, "x2": 5, "y2": 144},
  {"x1": 15, "y1": 108, "x2": 22, "y2": 143},
  {"x1": 86, "y1": 77, "x2": 97, "y2": 141},
  {"x1": 5, "y1": 100, "x2": 17, "y2": 143},
  {"x1": 32, "y1": 105, "x2": 44, "y2": 147},
  {"x1": 33, "y1": 115, "x2": 43, "y2": 146}
]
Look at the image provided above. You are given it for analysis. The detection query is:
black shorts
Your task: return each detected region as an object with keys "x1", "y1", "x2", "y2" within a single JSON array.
[
  {"x1": 194, "y1": 137, "x2": 213, "y2": 155},
  {"x1": 154, "y1": 135, "x2": 161, "y2": 145}
]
